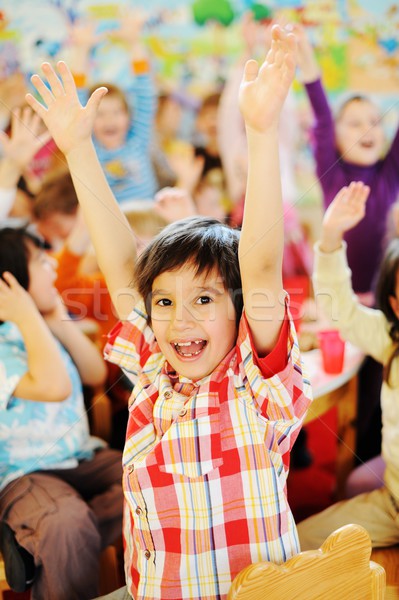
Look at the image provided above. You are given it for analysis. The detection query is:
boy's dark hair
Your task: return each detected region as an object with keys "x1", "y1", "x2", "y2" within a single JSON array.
[
  {"x1": 375, "y1": 238, "x2": 399, "y2": 386},
  {"x1": 135, "y1": 216, "x2": 242, "y2": 324}
]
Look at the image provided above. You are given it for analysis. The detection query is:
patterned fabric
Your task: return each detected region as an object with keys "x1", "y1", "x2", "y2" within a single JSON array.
[
  {"x1": 105, "y1": 301, "x2": 312, "y2": 600},
  {"x1": 0, "y1": 321, "x2": 104, "y2": 491}
]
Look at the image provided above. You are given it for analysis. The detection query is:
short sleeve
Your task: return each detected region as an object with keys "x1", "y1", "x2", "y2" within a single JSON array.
[
  {"x1": 236, "y1": 300, "x2": 312, "y2": 424},
  {"x1": 104, "y1": 301, "x2": 160, "y2": 385},
  {"x1": 0, "y1": 324, "x2": 28, "y2": 410}
]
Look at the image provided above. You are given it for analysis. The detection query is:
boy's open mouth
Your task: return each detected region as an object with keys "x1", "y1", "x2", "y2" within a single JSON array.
[{"x1": 172, "y1": 340, "x2": 207, "y2": 357}]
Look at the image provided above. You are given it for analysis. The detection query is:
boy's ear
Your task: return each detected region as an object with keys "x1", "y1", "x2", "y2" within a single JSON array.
[{"x1": 389, "y1": 294, "x2": 399, "y2": 319}]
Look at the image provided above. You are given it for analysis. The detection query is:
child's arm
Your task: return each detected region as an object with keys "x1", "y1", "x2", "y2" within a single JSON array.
[
  {"x1": 0, "y1": 107, "x2": 51, "y2": 214},
  {"x1": 0, "y1": 272, "x2": 72, "y2": 402},
  {"x1": 293, "y1": 24, "x2": 337, "y2": 197},
  {"x1": 43, "y1": 296, "x2": 107, "y2": 386},
  {"x1": 313, "y1": 182, "x2": 391, "y2": 362},
  {"x1": 26, "y1": 62, "x2": 139, "y2": 320},
  {"x1": 294, "y1": 23, "x2": 320, "y2": 84},
  {"x1": 238, "y1": 25, "x2": 296, "y2": 354},
  {"x1": 111, "y1": 11, "x2": 156, "y2": 145}
]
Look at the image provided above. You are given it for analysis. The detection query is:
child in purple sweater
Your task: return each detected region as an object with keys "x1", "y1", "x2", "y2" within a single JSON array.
[{"x1": 295, "y1": 24, "x2": 399, "y2": 296}]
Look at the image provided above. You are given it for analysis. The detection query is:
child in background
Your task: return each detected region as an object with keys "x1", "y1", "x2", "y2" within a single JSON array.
[
  {"x1": 0, "y1": 227, "x2": 123, "y2": 600},
  {"x1": 32, "y1": 170, "x2": 79, "y2": 248},
  {"x1": 68, "y1": 13, "x2": 157, "y2": 204},
  {"x1": 295, "y1": 23, "x2": 399, "y2": 297},
  {"x1": 27, "y1": 25, "x2": 312, "y2": 600},
  {"x1": 298, "y1": 181, "x2": 399, "y2": 551}
]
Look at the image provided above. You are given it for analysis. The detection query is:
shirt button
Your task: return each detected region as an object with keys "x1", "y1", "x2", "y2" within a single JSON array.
[
  {"x1": 144, "y1": 549, "x2": 151, "y2": 560},
  {"x1": 178, "y1": 407, "x2": 187, "y2": 417},
  {"x1": 127, "y1": 464, "x2": 134, "y2": 474},
  {"x1": 135, "y1": 507, "x2": 142, "y2": 516},
  {"x1": 164, "y1": 389, "x2": 173, "y2": 399}
]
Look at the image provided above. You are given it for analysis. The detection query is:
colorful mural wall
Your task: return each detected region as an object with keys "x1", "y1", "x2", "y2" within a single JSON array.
[{"x1": 1, "y1": 0, "x2": 398, "y2": 212}]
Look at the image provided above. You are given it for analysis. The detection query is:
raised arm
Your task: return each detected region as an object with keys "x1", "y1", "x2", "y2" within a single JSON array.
[
  {"x1": 26, "y1": 62, "x2": 138, "y2": 319},
  {"x1": 0, "y1": 107, "x2": 51, "y2": 216},
  {"x1": 238, "y1": 25, "x2": 296, "y2": 354}
]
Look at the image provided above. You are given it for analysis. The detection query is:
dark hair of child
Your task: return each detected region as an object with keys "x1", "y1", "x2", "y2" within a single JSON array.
[{"x1": 135, "y1": 216, "x2": 242, "y2": 325}]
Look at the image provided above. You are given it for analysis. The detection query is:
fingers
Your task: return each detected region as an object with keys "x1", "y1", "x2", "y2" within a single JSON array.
[
  {"x1": 242, "y1": 59, "x2": 259, "y2": 83},
  {"x1": 56, "y1": 61, "x2": 79, "y2": 99},
  {"x1": 30, "y1": 72, "x2": 55, "y2": 107},
  {"x1": 86, "y1": 86, "x2": 108, "y2": 112},
  {"x1": 1, "y1": 271, "x2": 19, "y2": 288},
  {"x1": 41, "y1": 62, "x2": 65, "y2": 98},
  {"x1": 25, "y1": 92, "x2": 47, "y2": 120}
]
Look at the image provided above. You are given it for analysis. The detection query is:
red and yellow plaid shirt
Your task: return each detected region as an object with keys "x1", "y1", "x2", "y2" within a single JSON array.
[{"x1": 105, "y1": 300, "x2": 312, "y2": 600}]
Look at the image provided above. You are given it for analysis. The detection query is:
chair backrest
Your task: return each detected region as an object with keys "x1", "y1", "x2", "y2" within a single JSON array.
[{"x1": 228, "y1": 524, "x2": 386, "y2": 600}]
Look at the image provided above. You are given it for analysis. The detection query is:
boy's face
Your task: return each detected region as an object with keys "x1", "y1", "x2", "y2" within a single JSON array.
[
  {"x1": 36, "y1": 212, "x2": 77, "y2": 247},
  {"x1": 335, "y1": 99, "x2": 385, "y2": 166},
  {"x1": 151, "y1": 264, "x2": 237, "y2": 381},
  {"x1": 93, "y1": 95, "x2": 130, "y2": 150}
]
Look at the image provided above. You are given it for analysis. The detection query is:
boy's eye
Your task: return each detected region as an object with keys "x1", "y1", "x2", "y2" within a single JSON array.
[
  {"x1": 156, "y1": 298, "x2": 172, "y2": 307},
  {"x1": 196, "y1": 296, "x2": 212, "y2": 305}
]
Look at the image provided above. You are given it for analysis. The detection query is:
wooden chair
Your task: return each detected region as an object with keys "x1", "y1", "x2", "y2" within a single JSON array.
[
  {"x1": 371, "y1": 546, "x2": 399, "y2": 600},
  {"x1": 228, "y1": 524, "x2": 386, "y2": 600}
]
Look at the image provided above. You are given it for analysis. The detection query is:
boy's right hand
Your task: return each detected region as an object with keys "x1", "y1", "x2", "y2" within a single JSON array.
[
  {"x1": 25, "y1": 61, "x2": 108, "y2": 156},
  {"x1": 320, "y1": 181, "x2": 370, "y2": 252},
  {"x1": 0, "y1": 272, "x2": 37, "y2": 326}
]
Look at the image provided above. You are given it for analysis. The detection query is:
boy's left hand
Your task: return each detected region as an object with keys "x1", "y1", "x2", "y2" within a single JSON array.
[
  {"x1": 26, "y1": 62, "x2": 107, "y2": 157},
  {"x1": 239, "y1": 24, "x2": 296, "y2": 134}
]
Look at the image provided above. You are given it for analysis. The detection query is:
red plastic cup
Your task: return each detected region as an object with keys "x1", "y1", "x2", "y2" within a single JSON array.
[{"x1": 317, "y1": 330, "x2": 346, "y2": 374}]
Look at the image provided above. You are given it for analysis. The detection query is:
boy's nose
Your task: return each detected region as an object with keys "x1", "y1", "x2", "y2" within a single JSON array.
[{"x1": 171, "y1": 303, "x2": 196, "y2": 330}]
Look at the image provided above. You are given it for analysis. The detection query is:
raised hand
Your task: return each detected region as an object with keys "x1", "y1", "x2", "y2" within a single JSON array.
[
  {"x1": 0, "y1": 272, "x2": 37, "y2": 326},
  {"x1": 238, "y1": 24, "x2": 296, "y2": 134},
  {"x1": 25, "y1": 61, "x2": 107, "y2": 156},
  {"x1": 321, "y1": 182, "x2": 370, "y2": 252},
  {"x1": 154, "y1": 186, "x2": 197, "y2": 223},
  {"x1": 291, "y1": 23, "x2": 320, "y2": 83},
  {"x1": 68, "y1": 19, "x2": 105, "y2": 51},
  {"x1": 0, "y1": 107, "x2": 51, "y2": 172}
]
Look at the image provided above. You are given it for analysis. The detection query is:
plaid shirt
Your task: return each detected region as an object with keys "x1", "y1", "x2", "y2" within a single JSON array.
[{"x1": 105, "y1": 301, "x2": 312, "y2": 600}]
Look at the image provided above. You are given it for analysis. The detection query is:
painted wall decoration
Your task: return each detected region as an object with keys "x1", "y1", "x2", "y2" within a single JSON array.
[{"x1": 1, "y1": 0, "x2": 398, "y2": 211}]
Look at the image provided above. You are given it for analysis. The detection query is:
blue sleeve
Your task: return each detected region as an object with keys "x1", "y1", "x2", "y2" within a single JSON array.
[
  {"x1": 125, "y1": 71, "x2": 156, "y2": 149},
  {"x1": 0, "y1": 324, "x2": 28, "y2": 410}
]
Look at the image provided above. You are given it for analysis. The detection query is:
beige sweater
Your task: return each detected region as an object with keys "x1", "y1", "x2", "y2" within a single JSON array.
[{"x1": 313, "y1": 241, "x2": 399, "y2": 500}]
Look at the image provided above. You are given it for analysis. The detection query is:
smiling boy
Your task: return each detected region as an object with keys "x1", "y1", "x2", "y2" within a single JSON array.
[{"x1": 27, "y1": 25, "x2": 312, "y2": 600}]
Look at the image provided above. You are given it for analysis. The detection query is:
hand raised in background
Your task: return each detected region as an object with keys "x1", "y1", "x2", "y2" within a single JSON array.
[
  {"x1": 154, "y1": 186, "x2": 197, "y2": 223},
  {"x1": 320, "y1": 182, "x2": 370, "y2": 253},
  {"x1": 0, "y1": 107, "x2": 51, "y2": 172}
]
